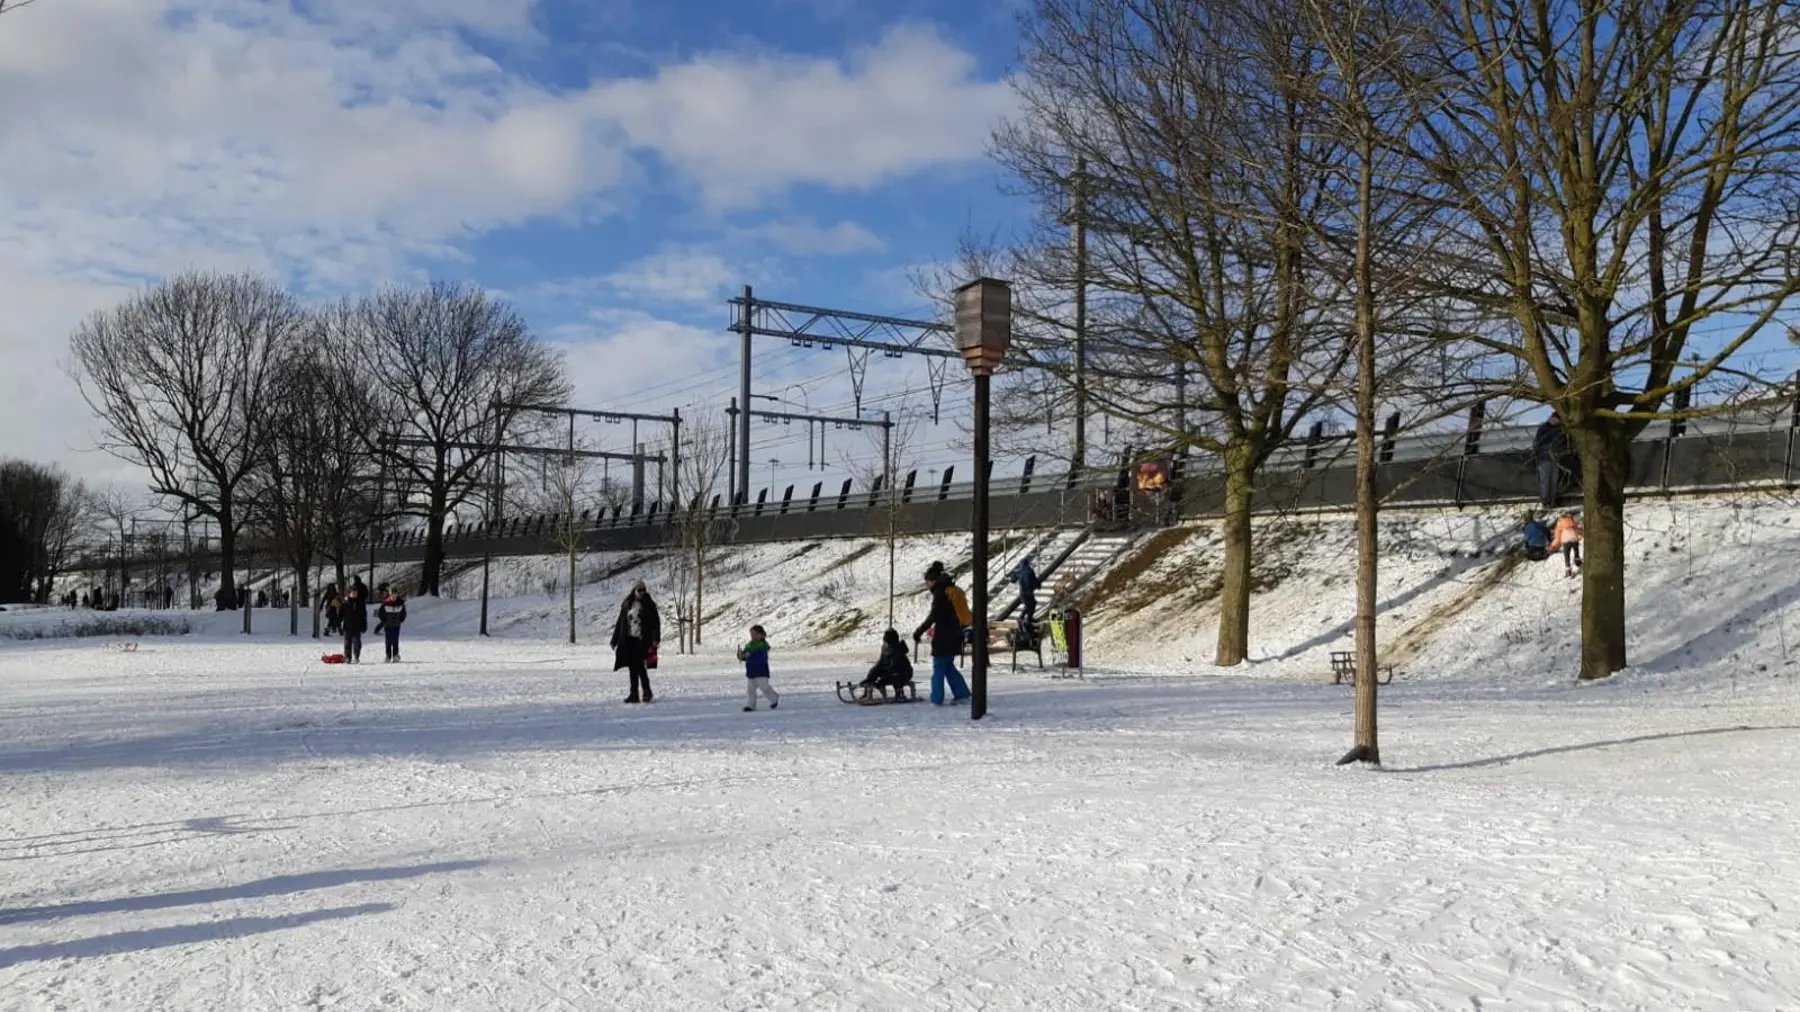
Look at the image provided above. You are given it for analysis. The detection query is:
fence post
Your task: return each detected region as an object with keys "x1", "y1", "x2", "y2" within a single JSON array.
[
  {"x1": 1663, "y1": 386, "x2": 1690, "y2": 491},
  {"x1": 1463, "y1": 401, "x2": 1486, "y2": 457}
]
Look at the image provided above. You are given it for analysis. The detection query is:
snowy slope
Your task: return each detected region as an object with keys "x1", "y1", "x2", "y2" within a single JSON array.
[{"x1": 22, "y1": 493, "x2": 1800, "y2": 693}]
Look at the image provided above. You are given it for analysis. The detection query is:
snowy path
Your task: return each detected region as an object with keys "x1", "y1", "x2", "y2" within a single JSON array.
[{"x1": 2, "y1": 639, "x2": 1798, "y2": 1010}]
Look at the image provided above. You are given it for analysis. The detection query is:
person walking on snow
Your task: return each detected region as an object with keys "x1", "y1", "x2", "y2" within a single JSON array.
[
  {"x1": 737, "y1": 625, "x2": 780, "y2": 712},
  {"x1": 914, "y1": 564, "x2": 972, "y2": 706},
  {"x1": 1551, "y1": 511, "x2": 1584, "y2": 578},
  {"x1": 375, "y1": 587, "x2": 407, "y2": 661},
  {"x1": 341, "y1": 576, "x2": 369, "y2": 663},
  {"x1": 611, "y1": 581, "x2": 661, "y2": 703},
  {"x1": 1533, "y1": 411, "x2": 1572, "y2": 507}
]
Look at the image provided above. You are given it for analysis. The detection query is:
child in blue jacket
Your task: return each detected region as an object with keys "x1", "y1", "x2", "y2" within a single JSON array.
[{"x1": 737, "y1": 625, "x2": 780, "y2": 712}]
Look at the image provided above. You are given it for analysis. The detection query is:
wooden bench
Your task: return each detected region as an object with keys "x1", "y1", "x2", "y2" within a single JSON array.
[{"x1": 1330, "y1": 650, "x2": 1394, "y2": 686}]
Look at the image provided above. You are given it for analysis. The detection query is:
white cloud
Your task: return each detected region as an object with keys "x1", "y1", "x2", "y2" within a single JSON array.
[
  {"x1": 602, "y1": 249, "x2": 740, "y2": 305},
  {"x1": 548, "y1": 308, "x2": 737, "y2": 413},
  {"x1": 739, "y1": 218, "x2": 886, "y2": 256},
  {"x1": 0, "y1": 2, "x2": 1010, "y2": 478},
  {"x1": 589, "y1": 25, "x2": 1016, "y2": 208}
]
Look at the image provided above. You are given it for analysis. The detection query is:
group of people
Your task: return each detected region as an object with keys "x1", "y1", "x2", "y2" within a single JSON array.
[
  {"x1": 62, "y1": 584, "x2": 176, "y2": 610},
  {"x1": 323, "y1": 576, "x2": 409, "y2": 663},
  {"x1": 1522, "y1": 510, "x2": 1585, "y2": 577},
  {"x1": 607, "y1": 559, "x2": 983, "y2": 711}
]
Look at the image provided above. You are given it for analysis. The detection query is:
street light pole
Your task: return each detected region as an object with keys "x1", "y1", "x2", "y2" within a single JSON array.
[{"x1": 954, "y1": 278, "x2": 1013, "y2": 722}]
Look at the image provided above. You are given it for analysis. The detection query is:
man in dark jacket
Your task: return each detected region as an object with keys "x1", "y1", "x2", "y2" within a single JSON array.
[
  {"x1": 1533, "y1": 411, "x2": 1571, "y2": 507},
  {"x1": 913, "y1": 563, "x2": 971, "y2": 706},
  {"x1": 1010, "y1": 557, "x2": 1039, "y2": 636},
  {"x1": 341, "y1": 576, "x2": 369, "y2": 663}
]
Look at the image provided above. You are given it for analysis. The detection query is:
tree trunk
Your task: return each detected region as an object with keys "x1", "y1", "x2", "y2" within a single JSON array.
[
  {"x1": 1571, "y1": 422, "x2": 1631, "y2": 679},
  {"x1": 216, "y1": 504, "x2": 238, "y2": 611},
  {"x1": 694, "y1": 529, "x2": 706, "y2": 648},
  {"x1": 1345, "y1": 122, "x2": 1380, "y2": 766},
  {"x1": 422, "y1": 490, "x2": 448, "y2": 597},
  {"x1": 567, "y1": 520, "x2": 577, "y2": 646},
  {"x1": 1215, "y1": 445, "x2": 1255, "y2": 666}
]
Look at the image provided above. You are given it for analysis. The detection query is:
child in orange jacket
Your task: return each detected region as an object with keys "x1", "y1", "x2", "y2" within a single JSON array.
[{"x1": 1551, "y1": 512, "x2": 1583, "y2": 578}]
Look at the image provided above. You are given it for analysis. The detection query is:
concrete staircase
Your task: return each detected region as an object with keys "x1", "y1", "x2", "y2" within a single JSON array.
[
  {"x1": 991, "y1": 526, "x2": 1088, "y2": 620},
  {"x1": 1041, "y1": 532, "x2": 1139, "y2": 616},
  {"x1": 988, "y1": 527, "x2": 1141, "y2": 624}
]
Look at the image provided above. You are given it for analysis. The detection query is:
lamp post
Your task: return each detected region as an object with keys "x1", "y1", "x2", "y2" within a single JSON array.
[{"x1": 955, "y1": 277, "x2": 1012, "y2": 721}]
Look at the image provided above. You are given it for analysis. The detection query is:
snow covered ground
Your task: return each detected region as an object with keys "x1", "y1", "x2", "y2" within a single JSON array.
[
  {"x1": 1, "y1": 637, "x2": 1798, "y2": 1010},
  {"x1": 7, "y1": 495, "x2": 1800, "y2": 1009}
]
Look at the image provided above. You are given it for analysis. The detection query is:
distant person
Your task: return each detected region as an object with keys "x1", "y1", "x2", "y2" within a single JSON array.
[
  {"x1": 611, "y1": 581, "x2": 661, "y2": 703},
  {"x1": 1533, "y1": 411, "x2": 1572, "y2": 507},
  {"x1": 256, "y1": 589, "x2": 269, "y2": 609},
  {"x1": 163, "y1": 585, "x2": 174, "y2": 610},
  {"x1": 340, "y1": 576, "x2": 369, "y2": 663},
  {"x1": 1009, "y1": 556, "x2": 1039, "y2": 635},
  {"x1": 1522, "y1": 514, "x2": 1552, "y2": 562},
  {"x1": 324, "y1": 583, "x2": 342, "y2": 635},
  {"x1": 858, "y1": 628, "x2": 914, "y2": 701},
  {"x1": 1551, "y1": 511, "x2": 1584, "y2": 578},
  {"x1": 913, "y1": 563, "x2": 972, "y2": 706},
  {"x1": 375, "y1": 587, "x2": 407, "y2": 662},
  {"x1": 737, "y1": 624, "x2": 779, "y2": 712}
]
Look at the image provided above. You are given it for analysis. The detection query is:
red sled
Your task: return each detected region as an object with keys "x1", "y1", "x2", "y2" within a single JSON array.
[{"x1": 321, "y1": 653, "x2": 347, "y2": 664}]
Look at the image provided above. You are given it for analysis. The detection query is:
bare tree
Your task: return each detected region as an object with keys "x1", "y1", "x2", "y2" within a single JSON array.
[
  {"x1": 257, "y1": 323, "x2": 382, "y2": 637},
  {"x1": 87, "y1": 484, "x2": 142, "y2": 603},
  {"x1": 351, "y1": 282, "x2": 570, "y2": 597},
  {"x1": 1295, "y1": 0, "x2": 1457, "y2": 766},
  {"x1": 0, "y1": 1, "x2": 39, "y2": 15},
  {"x1": 667, "y1": 410, "x2": 735, "y2": 651},
  {"x1": 538, "y1": 449, "x2": 600, "y2": 646},
  {"x1": 70, "y1": 272, "x2": 305, "y2": 610},
  {"x1": 0, "y1": 460, "x2": 88, "y2": 604},
  {"x1": 844, "y1": 408, "x2": 921, "y2": 631},
  {"x1": 996, "y1": 0, "x2": 1357, "y2": 666},
  {"x1": 1408, "y1": 0, "x2": 1800, "y2": 679}
]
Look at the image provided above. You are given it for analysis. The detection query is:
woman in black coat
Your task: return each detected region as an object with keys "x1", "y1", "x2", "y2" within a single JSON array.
[{"x1": 611, "y1": 580, "x2": 662, "y2": 703}]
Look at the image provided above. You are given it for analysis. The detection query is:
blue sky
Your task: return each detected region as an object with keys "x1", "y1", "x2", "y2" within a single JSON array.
[{"x1": 0, "y1": 0, "x2": 1034, "y2": 492}]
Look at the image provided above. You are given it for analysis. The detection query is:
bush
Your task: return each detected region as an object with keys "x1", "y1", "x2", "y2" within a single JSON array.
[{"x1": 2, "y1": 616, "x2": 192, "y2": 640}]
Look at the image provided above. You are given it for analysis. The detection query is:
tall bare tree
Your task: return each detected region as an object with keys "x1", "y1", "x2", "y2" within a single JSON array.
[
  {"x1": 1410, "y1": 0, "x2": 1800, "y2": 679},
  {"x1": 996, "y1": 0, "x2": 1355, "y2": 665},
  {"x1": 844, "y1": 407, "x2": 922, "y2": 631},
  {"x1": 70, "y1": 272, "x2": 305, "y2": 610},
  {"x1": 351, "y1": 282, "x2": 570, "y2": 597},
  {"x1": 258, "y1": 322, "x2": 382, "y2": 637},
  {"x1": 529, "y1": 447, "x2": 601, "y2": 646},
  {"x1": 667, "y1": 410, "x2": 735, "y2": 650},
  {"x1": 1298, "y1": 0, "x2": 1455, "y2": 765}
]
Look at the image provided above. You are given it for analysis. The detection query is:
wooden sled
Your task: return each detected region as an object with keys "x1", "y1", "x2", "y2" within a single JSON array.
[{"x1": 835, "y1": 681, "x2": 920, "y2": 705}]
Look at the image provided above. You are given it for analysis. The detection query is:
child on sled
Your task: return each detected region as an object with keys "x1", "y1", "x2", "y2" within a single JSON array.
[{"x1": 857, "y1": 628, "x2": 915, "y2": 702}]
